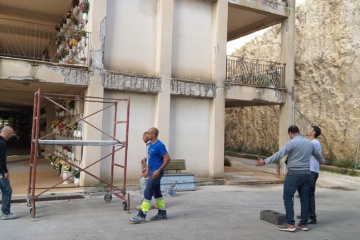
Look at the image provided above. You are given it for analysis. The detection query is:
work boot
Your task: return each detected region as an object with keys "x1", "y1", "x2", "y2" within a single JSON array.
[
  {"x1": 150, "y1": 209, "x2": 167, "y2": 221},
  {"x1": 129, "y1": 211, "x2": 146, "y2": 224}
]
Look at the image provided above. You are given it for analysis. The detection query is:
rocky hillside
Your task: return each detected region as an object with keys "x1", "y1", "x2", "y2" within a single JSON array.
[{"x1": 226, "y1": 0, "x2": 360, "y2": 164}]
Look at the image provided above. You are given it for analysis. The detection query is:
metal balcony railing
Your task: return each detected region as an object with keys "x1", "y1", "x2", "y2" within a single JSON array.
[
  {"x1": 226, "y1": 55, "x2": 285, "y2": 89},
  {"x1": 0, "y1": 18, "x2": 89, "y2": 66}
]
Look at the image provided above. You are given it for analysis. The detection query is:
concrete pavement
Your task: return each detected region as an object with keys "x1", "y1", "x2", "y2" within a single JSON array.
[{"x1": 2, "y1": 156, "x2": 360, "y2": 240}]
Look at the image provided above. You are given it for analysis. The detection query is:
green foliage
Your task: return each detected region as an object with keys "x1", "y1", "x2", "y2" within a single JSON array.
[
  {"x1": 348, "y1": 169, "x2": 357, "y2": 176},
  {"x1": 224, "y1": 157, "x2": 231, "y2": 166}
]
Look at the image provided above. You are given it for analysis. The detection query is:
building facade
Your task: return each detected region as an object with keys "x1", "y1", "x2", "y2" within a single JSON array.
[{"x1": 0, "y1": 0, "x2": 295, "y2": 185}]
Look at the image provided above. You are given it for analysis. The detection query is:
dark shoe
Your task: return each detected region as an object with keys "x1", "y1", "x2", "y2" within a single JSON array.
[
  {"x1": 277, "y1": 223, "x2": 296, "y2": 232},
  {"x1": 150, "y1": 213, "x2": 167, "y2": 221},
  {"x1": 129, "y1": 215, "x2": 146, "y2": 224},
  {"x1": 297, "y1": 222, "x2": 309, "y2": 231},
  {"x1": 308, "y1": 218, "x2": 317, "y2": 224}
]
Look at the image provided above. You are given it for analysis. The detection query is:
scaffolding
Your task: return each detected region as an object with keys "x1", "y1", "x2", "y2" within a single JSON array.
[{"x1": 28, "y1": 89, "x2": 130, "y2": 218}]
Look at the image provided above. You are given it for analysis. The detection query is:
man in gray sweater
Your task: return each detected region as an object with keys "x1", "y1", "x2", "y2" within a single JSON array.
[{"x1": 256, "y1": 125, "x2": 322, "y2": 232}]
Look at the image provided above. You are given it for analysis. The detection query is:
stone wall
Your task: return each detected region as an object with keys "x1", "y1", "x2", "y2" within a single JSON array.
[{"x1": 226, "y1": 0, "x2": 360, "y2": 163}]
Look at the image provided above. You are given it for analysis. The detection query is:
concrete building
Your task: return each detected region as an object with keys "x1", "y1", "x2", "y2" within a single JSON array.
[{"x1": 0, "y1": 0, "x2": 295, "y2": 185}]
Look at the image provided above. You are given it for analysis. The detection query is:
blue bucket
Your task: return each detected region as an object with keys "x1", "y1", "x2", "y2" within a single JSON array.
[{"x1": 166, "y1": 188, "x2": 177, "y2": 197}]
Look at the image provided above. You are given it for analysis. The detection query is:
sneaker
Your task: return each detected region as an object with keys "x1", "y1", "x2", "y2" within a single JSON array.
[
  {"x1": 277, "y1": 223, "x2": 296, "y2": 232},
  {"x1": 297, "y1": 222, "x2": 309, "y2": 231},
  {"x1": 308, "y1": 218, "x2": 317, "y2": 224},
  {"x1": 129, "y1": 215, "x2": 146, "y2": 224},
  {"x1": 1, "y1": 212, "x2": 18, "y2": 220},
  {"x1": 150, "y1": 213, "x2": 167, "y2": 221}
]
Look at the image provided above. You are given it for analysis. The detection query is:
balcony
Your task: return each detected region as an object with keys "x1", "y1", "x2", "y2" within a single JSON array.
[
  {"x1": 225, "y1": 56, "x2": 286, "y2": 107},
  {"x1": 0, "y1": 18, "x2": 89, "y2": 66},
  {"x1": 227, "y1": 56, "x2": 285, "y2": 89}
]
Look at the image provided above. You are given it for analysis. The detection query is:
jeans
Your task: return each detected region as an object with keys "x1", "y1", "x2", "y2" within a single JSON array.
[
  {"x1": 308, "y1": 171, "x2": 319, "y2": 220},
  {"x1": 140, "y1": 176, "x2": 148, "y2": 195},
  {"x1": 0, "y1": 178, "x2": 13, "y2": 215},
  {"x1": 283, "y1": 173, "x2": 310, "y2": 225},
  {"x1": 143, "y1": 171, "x2": 164, "y2": 201}
]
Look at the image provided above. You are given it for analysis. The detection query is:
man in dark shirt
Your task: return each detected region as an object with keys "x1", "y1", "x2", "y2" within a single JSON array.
[{"x1": 0, "y1": 126, "x2": 18, "y2": 220}]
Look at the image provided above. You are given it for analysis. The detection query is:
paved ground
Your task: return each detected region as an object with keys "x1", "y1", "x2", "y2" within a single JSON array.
[{"x1": 2, "y1": 155, "x2": 360, "y2": 239}]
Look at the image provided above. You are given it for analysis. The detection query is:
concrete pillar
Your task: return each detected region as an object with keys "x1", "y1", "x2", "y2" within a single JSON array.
[
  {"x1": 154, "y1": 0, "x2": 174, "y2": 146},
  {"x1": 81, "y1": 0, "x2": 106, "y2": 185},
  {"x1": 279, "y1": 0, "x2": 295, "y2": 174},
  {"x1": 209, "y1": 0, "x2": 227, "y2": 178}
]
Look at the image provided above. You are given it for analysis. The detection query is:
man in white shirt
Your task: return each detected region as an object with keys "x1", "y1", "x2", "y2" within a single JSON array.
[{"x1": 306, "y1": 126, "x2": 322, "y2": 224}]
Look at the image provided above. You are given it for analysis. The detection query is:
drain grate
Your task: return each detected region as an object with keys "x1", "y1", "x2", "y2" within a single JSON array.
[{"x1": 327, "y1": 186, "x2": 356, "y2": 191}]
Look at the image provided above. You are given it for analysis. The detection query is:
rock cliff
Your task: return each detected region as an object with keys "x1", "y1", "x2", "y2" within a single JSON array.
[{"x1": 226, "y1": 0, "x2": 360, "y2": 163}]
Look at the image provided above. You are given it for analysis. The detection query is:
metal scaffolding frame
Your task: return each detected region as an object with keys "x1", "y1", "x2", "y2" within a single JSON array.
[{"x1": 27, "y1": 89, "x2": 130, "y2": 218}]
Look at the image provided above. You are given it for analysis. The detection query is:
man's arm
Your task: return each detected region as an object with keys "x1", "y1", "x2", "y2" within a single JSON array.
[
  {"x1": 312, "y1": 147, "x2": 323, "y2": 164},
  {"x1": 0, "y1": 141, "x2": 8, "y2": 177},
  {"x1": 152, "y1": 153, "x2": 171, "y2": 179},
  {"x1": 256, "y1": 142, "x2": 291, "y2": 167}
]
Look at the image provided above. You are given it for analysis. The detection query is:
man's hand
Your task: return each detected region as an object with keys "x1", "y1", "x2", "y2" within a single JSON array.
[
  {"x1": 141, "y1": 166, "x2": 148, "y2": 177},
  {"x1": 255, "y1": 158, "x2": 266, "y2": 167},
  {"x1": 4, "y1": 172, "x2": 10, "y2": 179},
  {"x1": 152, "y1": 169, "x2": 160, "y2": 179}
]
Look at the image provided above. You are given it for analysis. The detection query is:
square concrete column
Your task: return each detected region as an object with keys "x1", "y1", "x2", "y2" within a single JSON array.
[
  {"x1": 279, "y1": 0, "x2": 296, "y2": 175},
  {"x1": 80, "y1": 0, "x2": 107, "y2": 185},
  {"x1": 209, "y1": 0, "x2": 227, "y2": 178},
  {"x1": 154, "y1": 0, "x2": 174, "y2": 146}
]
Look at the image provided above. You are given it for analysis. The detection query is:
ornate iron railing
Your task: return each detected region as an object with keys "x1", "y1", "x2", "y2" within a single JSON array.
[
  {"x1": 0, "y1": 19, "x2": 89, "y2": 66},
  {"x1": 226, "y1": 55, "x2": 285, "y2": 88}
]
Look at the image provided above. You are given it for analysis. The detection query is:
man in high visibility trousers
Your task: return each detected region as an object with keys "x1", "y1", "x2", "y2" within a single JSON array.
[{"x1": 130, "y1": 127, "x2": 171, "y2": 223}]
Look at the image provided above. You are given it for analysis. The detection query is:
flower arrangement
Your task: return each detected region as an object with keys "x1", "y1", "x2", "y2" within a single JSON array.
[
  {"x1": 73, "y1": 168, "x2": 80, "y2": 178},
  {"x1": 67, "y1": 99, "x2": 75, "y2": 109},
  {"x1": 79, "y1": 0, "x2": 90, "y2": 14},
  {"x1": 62, "y1": 145, "x2": 72, "y2": 152},
  {"x1": 71, "y1": 0, "x2": 80, "y2": 8},
  {"x1": 68, "y1": 39, "x2": 78, "y2": 49},
  {"x1": 57, "y1": 48, "x2": 69, "y2": 60},
  {"x1": 55, "y1": 23, "x2": 61, "y2": 32},
  {"x1": 55, "y1": 34, "x2": 66, "y2": 46},
  {"x1": 62, "y1": 163, "x2": 72, "y2": 172},
  {"x1": 72, "y1": 18, "x2": 79, "y2": 26}
]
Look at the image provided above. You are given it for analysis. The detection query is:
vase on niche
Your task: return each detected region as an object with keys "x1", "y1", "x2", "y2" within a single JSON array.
[
  {"x1": 62, "y1": 171, "x2": 70, "y2": 184},
  {"x1": 74, "y1": 177, "x2": 80, "y2": 186},
  {"x1": 83, "y1": 13, "x2": 87, "y2": 21}
]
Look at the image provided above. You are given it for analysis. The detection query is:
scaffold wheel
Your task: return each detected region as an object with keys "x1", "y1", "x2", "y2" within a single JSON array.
[
  {"x1": 30, "y1": 204, "x2": 36, "y2": 218},
  {"x1": 104, "y1": 193, "x2": 112, "y2": 202}
]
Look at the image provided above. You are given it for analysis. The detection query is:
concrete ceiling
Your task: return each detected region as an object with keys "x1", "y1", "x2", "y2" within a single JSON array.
[
  {"x1": 227, "y1": 2, "x2": 288, "y2": 41},
  {"x1": 0, "y1": 80, "x2": 85, "y2": 112},
  {"x1": 0, "y1": 0, "x2": 70, "y2": 23}
]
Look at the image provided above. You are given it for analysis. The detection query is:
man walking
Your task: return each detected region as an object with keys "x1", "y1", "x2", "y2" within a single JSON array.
[
  {"x1": 130, "y1": 127, "x2": 171, "y2": 223},
  {"x1": 256, "y1": 125, "x2": 322, "y2": 232},
  {"x1": 306, "y1": 126, "x2": 322, "y2": 224},
  {"x1": 0, "y1": 126, "x2": 18, "y2": 220}
]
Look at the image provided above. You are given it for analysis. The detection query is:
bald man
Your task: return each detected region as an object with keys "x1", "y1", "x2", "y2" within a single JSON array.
[
  {"x1": 130, "y1": 127, "x2": 171, "y2": 223},
  {"x1": 0, "y1": 126, "x2": 18, "y2": 220}
]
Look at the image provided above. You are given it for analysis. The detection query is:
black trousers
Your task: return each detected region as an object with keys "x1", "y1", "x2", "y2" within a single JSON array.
[{"x1": 308, "y1": 171, "x2": 319, "y2": 220}]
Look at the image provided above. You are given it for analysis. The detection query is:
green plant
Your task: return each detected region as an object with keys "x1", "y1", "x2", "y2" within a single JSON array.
[
  {"x1": 73, "y1": 169, "x2": 80, "y2": 178},
  {"x1": 79, "y1": 0, "x2": 90, "y2": 13},
  {"x1": 224, "y1": 157, "x2": 231, "y2": 166},
  {"x1": 348, "y1": 169, "x2": 357, "y2": 176}
]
